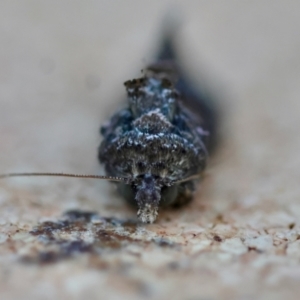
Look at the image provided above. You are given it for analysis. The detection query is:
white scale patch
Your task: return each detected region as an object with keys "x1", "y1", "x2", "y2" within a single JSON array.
[{"x1": 133, "y1": 109, "x2": 172, "y2": 128}]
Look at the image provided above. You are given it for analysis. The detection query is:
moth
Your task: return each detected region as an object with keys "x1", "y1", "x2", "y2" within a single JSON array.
[{"x1": 0, "y1": 28, "x2": 218, "y2": 223}]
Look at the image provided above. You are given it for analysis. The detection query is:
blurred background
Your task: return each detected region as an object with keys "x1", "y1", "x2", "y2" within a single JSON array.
[{"x1": 1, "y1": 1, "x2": 300, "y2": 299}]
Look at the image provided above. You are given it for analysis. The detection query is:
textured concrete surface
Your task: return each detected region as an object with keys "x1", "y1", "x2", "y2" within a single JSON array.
[{"x1": 1, "y1": 1, "x2": 300, "y2": 299}]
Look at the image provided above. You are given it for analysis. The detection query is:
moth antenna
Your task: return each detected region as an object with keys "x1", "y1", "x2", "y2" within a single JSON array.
[
  {"x1": 173, "y1": 173, "x2": 203, "y2": 184},
  {"x1": 0, "y1": 172, "x2": 128, "y2": 183}
]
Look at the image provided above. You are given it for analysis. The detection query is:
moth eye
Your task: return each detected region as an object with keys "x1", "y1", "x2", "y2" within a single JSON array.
[
  {"x1": 155, "y1": 161, "x2": 166, "y2": 170},
  {"x1": 116, "y1": 183, "x2": 136, "y2": 206},
  {"x1": 137, "y1": 161, "x2": 146, "y2": 171},
  {"x1": 161, "y1": 185, "x2": 179, "y2": 206},
  {"x1": 135, "y1": 144, "x2": 142, "y2": 151}
]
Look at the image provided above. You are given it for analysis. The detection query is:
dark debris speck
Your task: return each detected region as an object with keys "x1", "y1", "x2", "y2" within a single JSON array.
[
  {"x1": 213, "y1": 235, "x2": 222, "y2": 242},
  {"x1": 288, "y1": 223, "x2": 295, "y2": 230}
]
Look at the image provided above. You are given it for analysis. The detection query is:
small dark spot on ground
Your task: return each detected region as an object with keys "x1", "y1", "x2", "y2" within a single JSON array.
[
  {"x1": 215, "y1": 214, "x2": 225, "y2": 224},
  {"x1": 60, "y1": 240, "x2": 93, "y2": 254},
  {"x1": 213, "y1": 235, "x2": 222, "y2": 242},
  {"x1": 154, "y1": 238, "x2": 174, "y2": 247},
  {"x1": 248, "y1": 246, "x2": 263, "y2": 253},
  {"x1": 289, "y1": 223, "x2": 295, "y2": 230},
  {"x1": 38, "y1": 251, "x2": 59, "y2": 263}
]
